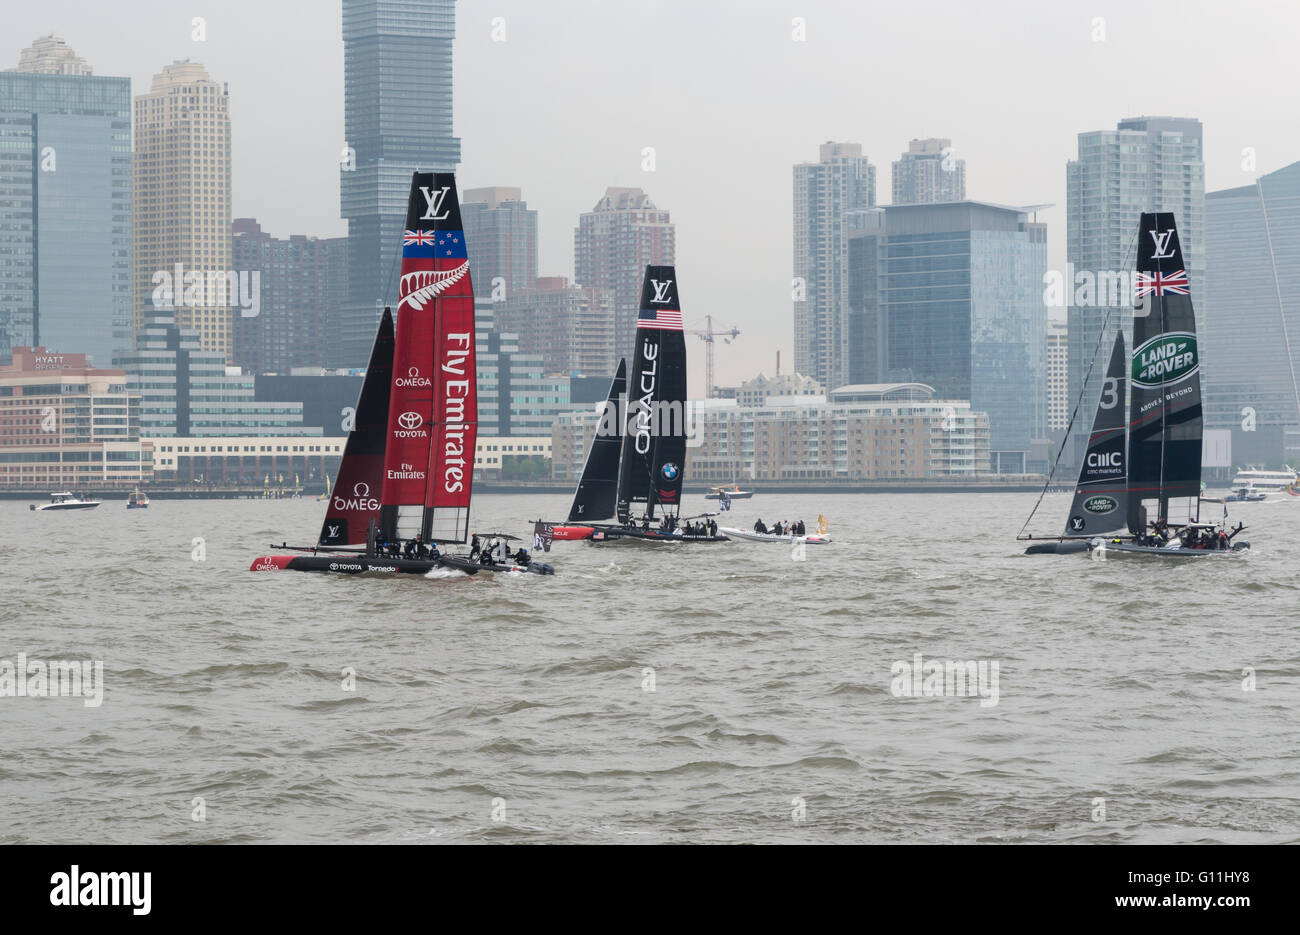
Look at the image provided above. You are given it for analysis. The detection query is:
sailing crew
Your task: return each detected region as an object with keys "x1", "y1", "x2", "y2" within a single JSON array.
[
  {"x1": 708, "y1": 519, "x2": 717, "y2": 537},
  {"x1": 754, "y1": 518, "x2": 768, "y2": 535},
  {"x1": 469, "y1": 535, "x2": 481, "y2": 559}
]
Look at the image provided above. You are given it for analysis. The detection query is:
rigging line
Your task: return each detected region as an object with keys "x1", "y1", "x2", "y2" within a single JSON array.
[
  {"x1": 1017, "y1": 303, "x2": 1116, "y2": 538},
  {"x1": 1257, "y1": 179, "x2": 1300, "y2": 430},
  {"x1": 1018, "y1": 224, "x2": 1139, "y2": 538}
]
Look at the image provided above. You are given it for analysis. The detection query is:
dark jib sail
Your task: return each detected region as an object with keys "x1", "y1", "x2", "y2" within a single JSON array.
[
  {"x1": 379, "y1": 172, "x2": 478, "y2": 545},
  {"x1": 1127, "y1": 212, "x2": 1203, "y2": 533},
  {"x1": 567, "y1": 358, "x2": 626, "y2": 522},
  {"x1": 1064, "y1": 331, "x2": 1127, "y2": 537},
  {"x1": 616, "y1": 267, "x2": 688, "y2": 524},
  {"x1": 318, "y1": 308, "x2": 394, "y2": 546}
]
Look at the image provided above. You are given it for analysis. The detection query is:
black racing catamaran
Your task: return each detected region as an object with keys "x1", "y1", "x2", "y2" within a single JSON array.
[
  {"x1": 251, "y1": 172, "x2": 553, "y2": 576},
  {"x1": 544, "y1": 266, "x2": 728, "y2": 543},
  {"x1": 1021, "y1": 211, "x2": 1249, "y2": 557}
]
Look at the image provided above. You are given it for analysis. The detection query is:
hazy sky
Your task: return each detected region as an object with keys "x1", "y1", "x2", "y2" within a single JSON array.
[{"x1": 7, "y1": 0, "x2": 1298, "y2": 393}]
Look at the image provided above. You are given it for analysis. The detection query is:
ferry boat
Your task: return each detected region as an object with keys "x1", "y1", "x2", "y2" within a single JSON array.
[
  {"x1": 1229, "y1": 468, "x2": 1296, "y2": 492},
  {"x1": 31, "y1": 491, "x2": 101, "y2": 511}
]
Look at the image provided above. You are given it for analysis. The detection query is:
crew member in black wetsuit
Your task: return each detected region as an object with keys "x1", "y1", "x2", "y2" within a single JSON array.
[
  {"x1": 514, "y1": 547, "x2": 530, "y2": 567},
  {"x1": 754, "y1": 518, "x2": 767, "y2": 534}
]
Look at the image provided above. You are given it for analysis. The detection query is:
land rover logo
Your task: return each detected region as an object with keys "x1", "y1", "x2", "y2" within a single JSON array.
[
  {"x1": 1084, "y1": 495, "x2": 1118, "y2": 515},
  {"x1": 398, "y1": 411, "x2": 423, "y2": 430},
  {"x1": 1132, "y1": 332, "x2": 1198, "y2": 388}
]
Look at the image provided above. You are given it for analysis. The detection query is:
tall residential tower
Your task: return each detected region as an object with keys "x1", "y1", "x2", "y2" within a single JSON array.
[
  {"x1": 133, "y1": 61, "x2": 233, "y2": 358},
  {"x1": 891, "y1": 138, "x2": 966, "y2": 205},
  {"x1": 793, "y1": 142, "x2": 876, "y2": 391}
]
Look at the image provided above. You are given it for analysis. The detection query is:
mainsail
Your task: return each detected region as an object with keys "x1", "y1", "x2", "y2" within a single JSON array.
[
  {"x1": 318, "y1": 308, "x2": 395, "y2": 547},
  {"x1": 379, "y1": 172, "x2": 478, "y2": 544},
  {"x1": 1127, "y1": 211, "x2": 1203, "y2": 532},
  {"x1": 567, "y1": 358, "x2": 626, "y2": 522},
  {"x1": 1064, "y1": 331, "x2": 1127, "y2": 537},
  {"x1": 616, "y1": 266, "x2": 688, "y2": 524}
]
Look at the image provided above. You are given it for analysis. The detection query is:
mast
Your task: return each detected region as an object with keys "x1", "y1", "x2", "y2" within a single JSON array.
[
  {"x1": 616, "y1": 266, "x2": 688, "y2": 524},
  {"x1": 1127, "y1": 212, "x2": 1203, "y2": 532},
  {"x1": 567, "y1": 358, "x2": 627, "y2": 522},
  {"x1": 319, "y1": 308, "x2": 395, "y2": 546},
  {"x1": 1063, "y1": 332, "x2": 1127, "y2": 537}
]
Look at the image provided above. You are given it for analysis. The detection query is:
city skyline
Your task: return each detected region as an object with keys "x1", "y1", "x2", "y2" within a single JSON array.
[{"x1": 4, "y1": 0, "x2": 1300, "y2": 391}]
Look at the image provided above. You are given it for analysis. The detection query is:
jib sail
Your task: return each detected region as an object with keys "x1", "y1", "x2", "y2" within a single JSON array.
[
  {"x1": 1064, "y1": 331, "x2": 1127, "y2": 537},
  {"x1": 568, "y1": 358, "x2": 626, "y2": 522},
  {"x1": 319, "y1": 308, "x2": 394, "y2": 547}
]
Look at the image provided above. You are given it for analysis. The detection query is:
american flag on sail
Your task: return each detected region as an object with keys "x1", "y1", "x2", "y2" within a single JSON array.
[
  {"x1": 1134, "y1": 269, "x2": 1190, "y2": 298},
  {"x1": 637, "y1": 307, "x2": 684, "y2": 331}
]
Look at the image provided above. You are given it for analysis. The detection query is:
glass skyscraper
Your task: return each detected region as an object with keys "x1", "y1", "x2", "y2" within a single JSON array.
[
  {"x1": 1204, "y1": 161, "x2": 1300, "y2": 464},
  {"x1": 338, "y1": 0, "x2": 461, "y2": 368},
  {"x1": 1064, "y1": 116, "x2": 1204, "y2": 467},
  {"x1": 0, "y1": 39, "x2": 131, "y2": 367},
  {"x1": 878, "y1": 202, "x2": 1048, "y2": 470}
]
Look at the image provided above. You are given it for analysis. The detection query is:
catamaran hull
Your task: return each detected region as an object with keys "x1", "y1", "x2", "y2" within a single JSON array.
[
  {"x1": 705, "y1": 491, "x2": 753, "y2": 500},
  {"x1": 1087, "y1": 541, "x2": 1250, "y2": 557},
  {"x1": 249, "y1": 554, "x2": 554, "y2": 576},
  {"x1": 588, "y1": 526, "x2": 729, "y2": 543},
  {"x1": 1024, "y1": 541, "x2": 1090, "y2": 555},
  {"x1": 719, "y1": 527, "x2": 829, "y2": 544}
]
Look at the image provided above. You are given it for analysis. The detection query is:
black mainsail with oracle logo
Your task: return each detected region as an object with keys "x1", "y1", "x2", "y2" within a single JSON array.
[
  {"x1": 1126, "y1": 211, "x2": 1202, "y2": 531},
  {"x1": 616, "y1": 266, "x2": 688, "y2": 525}
]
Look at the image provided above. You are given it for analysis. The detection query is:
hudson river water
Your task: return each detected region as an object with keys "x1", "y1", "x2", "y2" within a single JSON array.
[{"x1": 2, "y1": 491, "x2": 1297, "y2": 844}]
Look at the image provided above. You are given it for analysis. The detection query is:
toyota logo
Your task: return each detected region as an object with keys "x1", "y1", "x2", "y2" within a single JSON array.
[
  {"x1": 398, "y1": 411, "x2": 423, "y2": 430},
  {"x1": 353, "y1": 482, "x2": 369, "y2": 497}
]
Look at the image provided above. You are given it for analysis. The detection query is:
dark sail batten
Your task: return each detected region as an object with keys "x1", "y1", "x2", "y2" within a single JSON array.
[{"x1": 568, "y1": 358, "x2": 627, "y2": 522}]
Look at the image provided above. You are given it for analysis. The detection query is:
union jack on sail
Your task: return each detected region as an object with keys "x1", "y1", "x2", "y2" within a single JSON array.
[
  {"x1": 403, "y1": 229, "x2": 437, "y2": 246},
  {"x1": 1134, "y1": 269, "x2": 1189, "y2": 298}
]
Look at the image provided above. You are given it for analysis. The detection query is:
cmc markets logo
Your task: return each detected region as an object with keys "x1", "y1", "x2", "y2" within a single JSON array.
[
  {"x1": 1132, "y1": 333, "x2": 1198, "y2": 388},
  {"x1": 395, "y1": 367, "x2": 431, "y2": 388},
  {"x1": 1083, "y1": 495, "x2": 1118, "y2": 515},
  {"x1": 333, "y1": 482, "x2": 380, "y2": 512},
  {"x1": 395, "y1": 411, "x2": 428, "y2": 438}
]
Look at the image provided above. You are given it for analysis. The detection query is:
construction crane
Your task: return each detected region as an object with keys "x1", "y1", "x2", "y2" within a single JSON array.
[{"x1": 685, "y1": 315, "x2": 740, "y2": 397}]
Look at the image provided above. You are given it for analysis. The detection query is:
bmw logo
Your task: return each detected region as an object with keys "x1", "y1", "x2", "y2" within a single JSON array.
[{"x1": 661, "y1": 462, "x2": 679, "y2": 480}]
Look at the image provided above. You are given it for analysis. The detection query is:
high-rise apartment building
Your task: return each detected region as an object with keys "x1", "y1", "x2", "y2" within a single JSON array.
[
  {"x1": 133, "y1": 61, "x2": 233, "y2": 358},
  {"x1": 338, "y1": 0, "x2": 461, "y2": 368},
  {"x1": 461, "y1": 187, "x2": 537, "y2": 303},
  {"x1": 231, "y1": 219, "x2": 347, "y2": 375},
  {"x1": 499, "y1": 277, "x2": 616, "y2": 375},
  {"x1": 1204, "y1": 161, "x2": 1300, "y2": 464},
  {"x1": 574, "y1": 187, "x2": 675, "y2": 359},
  {"x1": 793, "y1": 142, "x2": 876, "y2": 391},
  {"x1": 891, "y1": 138, "x2": 966, "y2": 205},
  {"x1": 1065, "y1": 116, "x2": 1204, "y2": 466},
  {"x1": 1046, "y1": 320, "x2": 1068, "y2": 433},
  {"x1": 0, "y1": 37, "x2": 131, "y2": 366}
]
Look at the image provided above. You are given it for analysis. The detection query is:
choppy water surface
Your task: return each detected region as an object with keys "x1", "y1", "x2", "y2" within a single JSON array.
[{"x1": 1, "y1": 491, "x2": 1297, "y2": 844}]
